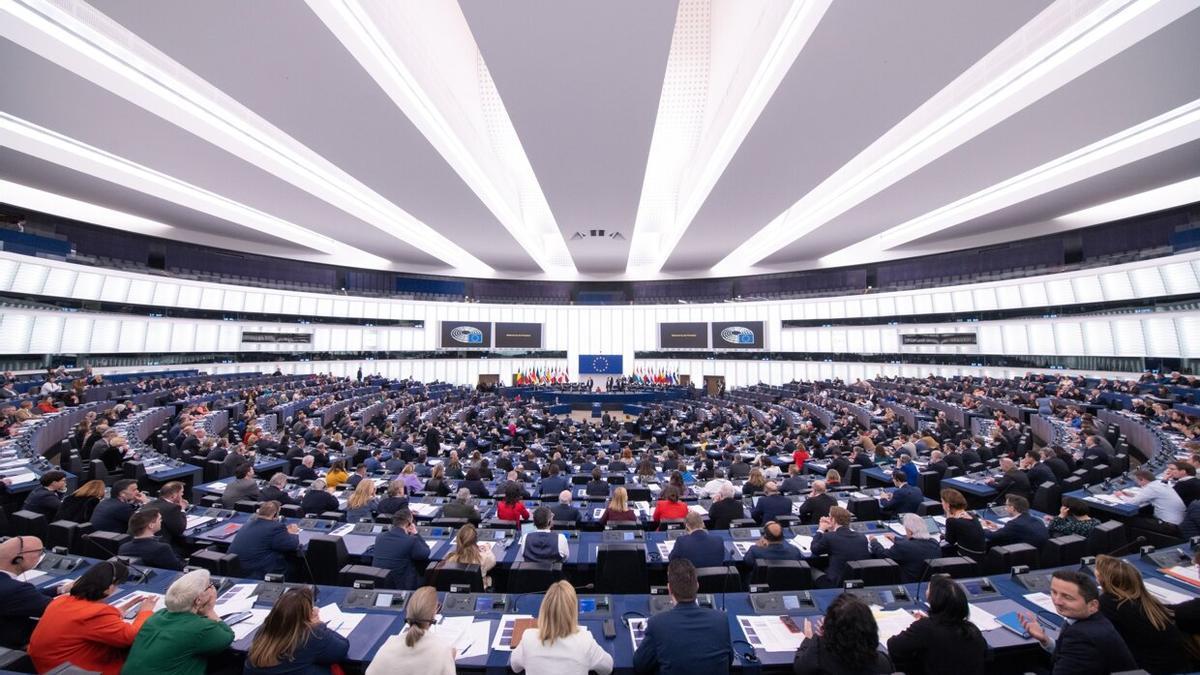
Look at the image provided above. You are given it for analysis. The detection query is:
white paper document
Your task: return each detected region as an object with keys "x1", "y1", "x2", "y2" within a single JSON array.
[
  {"x1": 409, "y1": 502, "x2": 440, "y2": 517},
  {"x1": 627, "y1": 617, "x2": 648, "y2": 654},
  {"x1": 1145, "y1": 580, "x2": 1195, "y2": 605},
  {"x1": 867, "y1": 534, "x2": 893, "y2": 550},
  {"x1": 185, "y1": 515, "x2": 215, "y2": 531},
  {"x1": 320, "y1": 603, "x2": 365, "y2": 638},
  {"x1": 968, "y1": 604, "x2": 1000, "y2": 631},
  {"x1": 737, "y1": 615, "x2": 805, "y2": 652},
  {"x1": 491, "y1": 614, "x2": 535, "y2": 651},
  {"x1": 656, "y1": 540, "x2": 674, "y2": 558},
  {"x1": 231, "y1": 609, "x2": 270, "y2": 640},
  {"x1": 790, "y1": 535, "x2": 813, "y2": 555},
  {"x1": 872, "y1": 609, "x2": 916, "y2": 646},
  {"x1": 1023, "y1": 592, "x2": 1058, "y2": 614},
  {"x1": 688, "y1": 504, "x2": 708, "y2": 516}
]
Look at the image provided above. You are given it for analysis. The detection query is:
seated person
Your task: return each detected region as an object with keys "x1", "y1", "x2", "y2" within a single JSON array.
[
  {"x1": 1046, "y1": 497, "x2": 1098, "y2": 538},
  {"x1": 22, "y1": 470, "x2": 66, "y2": 518},
  {"x1": 1095, "y1": 554, "x2": 1192, "y2": 674},
  {"x1": 707, "y1": 483, "x2": 746, "y2": 530},
  {"x1": 376, "y1": 479, "x2": 409, "y2": 516},
  {"x1": 28, "y1": 559, "x2": 157, "y2": 675},
  {"x1": 299, "y1": 478, "x2": 339, "y2": 515},
  {"x1": 0, "y1": 536, "x2": 72, "y2": 649},
  {"x1": 440, "y1": 488, "x2": 482, "y2": 524},
  {"x1": 1019, "y1": 570, "x2": 1137, "y2": 674},
  {"x1": 244, "y1": 586, "x2": 348, "y2": 675},
  {"x1": 779, "y1": 464, "x2": 809, "y2": 494},
  {"x1": 510, "y1": 580, "x2": 613, "y2": 675},
  {"x1": 292, "y1": 455, "x2": 318, "y2": 482},
  {"x1": 323, "y1": 459, "x2": 349, "y2": 487},
  {"x1": 219, "y1": 462, "x2": 261, "y2": 508},
  {"x1": 585, "y1": 467, "x2": 610, "y2": 497},
  {"x1": 796, "y1": 480, "x2": 836, "y2": 525},
  {"x1": 880, "y1": 469, "x2": 924, "y2": 517},
  {"x1": 811, "y1": 506, "x2": 870, "y2": 588},
  {"x1": 869, "y1": 513, "x2": 940, "y2": 582},
  {"x1": 122, "y1": 569, "x2": 235, "y2": 675},
  {"x1": 549, "y1": 490, "x2": 582, "y2": 523},
  {"x1": 598, "y1": 487, "x2": 637, "y2": 527},
  {"x1": 497, "y1": 482, "x2": 531, "y2": 522},
  {"x1": 260, "y1": 472, "x2": 296, "y2": 507},
  {"x1": 632, "y1": 560, "x2": 732, "y2": 673},
  {"x1": 227, "y1": 501, "x2": 301, "y2": 580},
  {"x1": 750, "y1": 481, "x2": 792, "y2": 525},
  {"x1": 793, "y1": 593, "x2": 893, "y2": 674},
  {"x1": 520, "y1": 506, "x2": 569, "y2": 563},
  {"x1": 345, "y1": 478, "x2": 379, "y2": 523},
  {"x1": 371, "y1": 508, "x2": 431, "y2": 590},
  {"x1": 364, "y1": 587, "x2": 455, "y2": 674},
  {"x1": 90, "y1": 479, "x2": 147, "y2": 534},
  {"x1": 539, "y1": 464, "x2": 569, "y2": 496},
  {"x1": 669, "y1": 512, "x2": 725, "y2": 569},
  {"x1": 438, "y1": 523, "x2": 495, "y2": 589},
  {"x1": 652, "y1": 485, "x2": 689, "y2": 523},
  {"x1": 118, "y1": 509, "x2": 184, "y2": 571},
  {"x1": 742, "y1": 520, "x2": 803, "y2": 569},
  {"x1": 885, "y1": 576, "x2": 986, "y2": 675},
  {"x1": 984, "y1": 494, "x2": 1049, "y2": 549}
]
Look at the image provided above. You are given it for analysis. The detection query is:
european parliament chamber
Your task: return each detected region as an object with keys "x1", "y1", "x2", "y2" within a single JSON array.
[{"x1": 2, "y1": 1, "x2": 1200, "y2": 674}]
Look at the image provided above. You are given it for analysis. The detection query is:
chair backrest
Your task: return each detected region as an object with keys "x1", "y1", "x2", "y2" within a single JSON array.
[
  {"x1": 919, "y1": 471, "x2": 941, "y2": 501},
  {"x1": 845, "y1": 558, "x2": 901, "y2": 586},
  {"x1": 923, "y1": 556, "x2": 977, "y2": 580},
  {"x1": 338, "y1": 564, "x2": 393, "y2": 589},
  {"x1": 1087, "y1": 519, "x2": 1128, "y2": 556},
  {"x1": 749, "y1": 559, "x2": 812, "y2": 591},
  {"x1": 90, "y1": 460, "x2": 111, "y2": 484},
  {"x1": 1041, "y1": 534, "x2": 1087, "y2": 568},
  {"x1": 1031, "y1": 482, "x2": 1062, "y2": 515},
  {"x1": 304, "y1": 534, "x2": 349, "y2": 585},
  {"x1": 10, "y1": 510, "x2": 48, "y2": 539},
  {"x1": 508, "y1": 561, "x2": 564, "y2": 594},
  {"x1": 83, "y1": 530, "x2": 131, "y2": 560},
  {"x1": 425, "y1": 561, "x2": 483, "y2": 592},
  {"x1": 695, "y1": 565, "x2": 743, "y2": 593},
  {"x1": 985, "y1": 543, "x2": 1040, "y2": 575},
  {"x1": 595, "y1": 543, "x2": 648, "y2": 594},
  {"x1": 605, "y1": 521, "x2": 641, "y2": 530},
  {"x1": 46, "y1": 520, "x2": 93, "y2": 555}
]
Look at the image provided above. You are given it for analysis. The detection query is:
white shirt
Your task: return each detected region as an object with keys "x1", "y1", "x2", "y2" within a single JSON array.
[
  {"x1": 40, "y1": 381, "x2": 60, "y2": 395},
  {"x1": 701, "y1": 478, "x2": 732, "y2": 498},
  {"x1": 1130, "y1": 480, "x2": 1186, "y2": 524},
  {"x1": 510, "y1": 627, "x2": 613, "y2": 675},
  {"x1": 365, "y1": 630, "x2": 455, "y2": 675}
]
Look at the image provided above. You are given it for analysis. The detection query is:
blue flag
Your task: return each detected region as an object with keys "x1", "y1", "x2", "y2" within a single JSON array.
[{"x1": 578, "y1": 354, "x2": 622, "y2": 374}]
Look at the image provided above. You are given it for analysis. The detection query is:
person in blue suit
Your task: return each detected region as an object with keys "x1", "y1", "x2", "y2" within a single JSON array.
[
  {"x1": 370, "y1": 507, "x2": 431, "y2": 589},
  {"x1": 870, "y1": 513, "x2": 942, "y2": 582},
  {"x1": 669, "y1": 512, "x2": 725, "y2": 569},
  {"x1": 880, "y1": 470, "x2": 924, "y2": 517},
  {"x1": 633, "y1": 559, "x2": 732, "y2": 674},
  {"x1": 117, "y1": 509, "x2": 184, "y2": 571},
  {"x1": 1020, "y1": 569, "x2": 1137, "y2": 674},
  {"x1": 228, "y1": 500, "x2": 301, "y2": 580},
  {"x1": 751, "y1": 482, "x2": 792, "y2": 525},
  {"x1": 0, "y1": 536, "x2": 70, "y2": 648},
  {"x1": 89, "y1": 479, "x2": 146, "y2": 534},
  {"x1": 811, "y1": 506, "x2": 870, "y2": 588},
  {"x1": 538, "y1": 463, "x2": 569, "y2": 496},
  {"x1": 898, "y1": 455, "x2": 920, "y2": 486},
  {"x1": 742, "y1": 521, "x2": 803, "y2": 569},
  {"x1": 984, "y1": 494, "x2": 1049, "y2": 549}
]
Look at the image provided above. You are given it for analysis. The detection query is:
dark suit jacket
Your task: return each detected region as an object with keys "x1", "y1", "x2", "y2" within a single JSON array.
[
  {"x1": 292, "y1": 465, "x2": 317, "y2": 482},
  {"x1": 1027, "y1": 463, "x2": 1057, "y2": 488},
  {"x1": 751, "y1": 494, "x2": 793, "y2": 525},
  {"x1": 669, "y1": 530, "x2": 725, "y2": 568},
  {"x1": 779, "y1": 476, "x2": 809, "y2": 494},
  {"x1": 22, "y1": 486, "x2": 61, "y2": 519},
  {"x1": 370, "y1": 530, "x2": 430, "y2": 590},
  {"x1": 90, "y1": 497, "x2": 136, "y2": 533},
  {"x1": 632, "y1": 601, "x2": 732, "y2": 675},
  {"x1": 793, "y1": 635, "x2": 893, "y2": 675},
  {"x1": 1051, "y1": 612, "x2": 1136, "y2": 675},
  {"x1": 260, "y1": 486, "x2": 296, "y2": 507},
  {"x1": 993, "y1": 469, "x2": 1032, "y2": 500},
  {"x1": 1046, "y1": 457, "x2": 1071, "y2": 482},
  {"x1": 539, "y1": 475, "x2": 569, "y2": 496},
  {"x1": 585, "y1": 479, "x2": 610, "y2": 497},
  {"x1": 985, "y1": 512, "x2": 1049, "y2": 549},
  {"x1": 0, "y1": 573, "x2": 54, "y2": 648},
  {"x1": 118, "y1": 537, "x2": 184, "y2": 570},
  {"x1": 1099, "y1": 593, "x2": 1191, "y2": 674},
  {"x1": 228, "y1": 518, "x2": 300, "y2": 579},
  {"x1": 886, "y1": 616, "x2": 986, "y2": 675},
  {"x1": 299, "y1": 490, "x2": 339, "y2": 515},
  {"x1": 881, "y1": 484, "x2": 923, "y2": 517},
  {"x1": 871, "y1": 537, "x2": 941, "y2": 582},
  {"x1": 549, "y1": 503, "x2": 581, "y2": 523},
  {"x1": 1174, "y1": 477, "x2": 1200, "y2": 506},
  {"x1": 797, "y1": 493, "x2": 837, "y2": 525},
  {"x1": 440, "y1": 501, "x2": 481, "y2": 524},
  {"x1": 811, "y1": 527, "x2": 870, "y2": 585},
  {"x1": 141, "y1": 499, "x2": 187, "y2": 549},
  {"x1": 708, "y1": 499, "x2": 745, "y2": 530}
]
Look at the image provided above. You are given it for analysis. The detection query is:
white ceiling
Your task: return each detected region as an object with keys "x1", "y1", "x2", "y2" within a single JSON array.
[{"x1": 0, "y1": 0, "x2": 1197, "y2": 282}]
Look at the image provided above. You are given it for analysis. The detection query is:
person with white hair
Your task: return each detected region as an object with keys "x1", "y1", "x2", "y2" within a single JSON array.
[
  {"x1": 550, "y1": 489, "x2": 582, "y2": 523},
  {"x1": 122, "y1": 569, "x2": 234, "y2": 675},
  {"x1": 869, "y1": 513, "x2": 942, "y2": 582},
  {"x1": 708, "y1": 482, "x2": 746, "y2": 530}
]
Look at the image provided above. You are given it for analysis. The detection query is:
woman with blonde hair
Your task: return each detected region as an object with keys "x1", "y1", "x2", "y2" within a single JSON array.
[
  {"x1": 365, "y1": 587, "x2": 454, "y2": 675},
  {"x1": 440, "y1": 523, "x2": 496, "y2": 589},
  {"x1": 598, "y1": 486, "x2": 636, "y2": 527},
  {"x1": 345, "y1": 478, "x2": 378, "y2": 522},
  {"x1": 510, "y1": 580, "x2": 613, "y2": 674},
  {"x1": 1095, "y1": 554, "x2": 1191, "y2": 673},
  {"x1": 742, "y1": 468, "x2": 767, "y2": 497},
  {"x1": 244, "y1": 586, "x2": 348, "y2": 674}
]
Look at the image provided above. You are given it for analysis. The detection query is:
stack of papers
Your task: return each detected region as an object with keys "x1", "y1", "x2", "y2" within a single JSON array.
[
  {"x1": 230, "y1": 610, "x2": 270, "y2": 640},
  {"x1": 1023, "y1": 592, "x2": 1058, "y2": 614},
  {"x1": 185, "y1": 515, "x2": 215, "y2": 531},
  {"x1": 409, "y1": 503, "x2": 439, "y2": 517},
  {"x1": 872, "y1": 609, "x2": 916, "y2": 646},
  {"x1": 320, "y1": 603, "x2": 365, "y2": 638},
  {"x1": 656, "y1": 540, "x2": 674, "y2": 558},
  {"x1": 967, "y1": 604, "x2": 1001, "y2": 631},
  {"x1": 427, "y1": 616, "x2": 491, "y2": 661},
  {"x1": 109, "y1": 592, "x2": 167, "y2": 621},
  {"x1": 331, "y1": 524, "x2": 356, "y2": 537},
  {"x1": 1161, "y1": 565, "x2": 1200, "y2": 589},
  {"x1": 790, "y1": 535, "x2": 813, "y2": 555},
  {"x1": 867, "y1": 534, "x2": 893, "y2": 550},
  {"x1": 737, "y1": 615, "x2": 806, "y2": 652},
  {"x1": 215, "y1": 583, "x2": 259, "y2": 615},
  {"x1": 1145, "y1": 581, "x2": 1194, "y2": 605},
  {"x1": 490, "y1": 614, "x2": 534, "y2": 651},
  {"x1": 627, "y1": 617, "x2": 648, "y2": 654}
]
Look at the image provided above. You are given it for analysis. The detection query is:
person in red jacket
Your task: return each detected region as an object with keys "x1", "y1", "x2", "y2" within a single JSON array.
[
  {"x1": 29, "y1": 559, "x2": 157, "y2": 675},
  {"x1": 496, "y1": 482, "x2": 531, "y2": 522},
  {"x1": 653, "y1": 485, "x2": 689, "y2": 523},
  {"x1": 792, "y1": 444, "x2": 810, "y2": 472}
]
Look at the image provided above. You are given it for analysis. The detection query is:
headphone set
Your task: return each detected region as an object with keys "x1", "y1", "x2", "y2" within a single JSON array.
[{"x1": 11, "y1": 536, "x2": 24, "y2": 566}]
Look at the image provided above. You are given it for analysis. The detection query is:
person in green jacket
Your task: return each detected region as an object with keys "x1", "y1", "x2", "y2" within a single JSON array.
[{"x1": 122, "y1": 569, "x2": 234, "y2": 675}]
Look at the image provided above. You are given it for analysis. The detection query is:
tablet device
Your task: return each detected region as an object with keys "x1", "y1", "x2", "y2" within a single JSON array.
[{"x1": 995, "y1": 611, "x2": 1030, "y2": 638}]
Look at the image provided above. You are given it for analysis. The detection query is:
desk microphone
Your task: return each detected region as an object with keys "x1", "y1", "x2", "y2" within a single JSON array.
[
  {"x1": 89, "y1": 538, "x2": 155, "y2": 584},
  {"x1": 1107, "y1": 536, "x2": 1148, "y2": 558}
]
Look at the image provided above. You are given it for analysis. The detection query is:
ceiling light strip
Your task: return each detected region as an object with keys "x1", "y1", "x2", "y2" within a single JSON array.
[{"x1": 1, "y1": 0, "x2": 491, "y2": 273}]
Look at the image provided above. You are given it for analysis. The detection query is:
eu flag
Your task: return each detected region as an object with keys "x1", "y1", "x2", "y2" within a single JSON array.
[{"x1": 578, "y1": 354, "x2": 623, "y2": 374}]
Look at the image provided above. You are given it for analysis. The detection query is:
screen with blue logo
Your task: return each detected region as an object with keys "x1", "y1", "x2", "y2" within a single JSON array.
[
  {"x1": 578, "y1": 354, "x2": 623, "y2": 374},
  {"x1": 710, "y1": 321, "x2": 764, "y2": 349},
  {"x1": 438, "y1": 321, "x2": 492, "y2": 349}
]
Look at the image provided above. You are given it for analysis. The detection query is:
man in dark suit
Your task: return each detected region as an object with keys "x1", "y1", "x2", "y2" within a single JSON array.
[
  {"x1": 985, "y1": 494, "x2": 1049, "y2": 549},
  {"x1": 117, "y1": 509, "x2": 184, "y2": 570},
  {"x1": 811, "y1": 506, "x2": 870, "y2": 588},
  {"x1": 0, "y1": 536, "x2": 70, "y2": 648},
  {"x1": 779, "y1": 464, "x2": 809, "y2": 494},
  {"x1": 633, "y1": 559, "x2": 732, "y2": 674},
  {"x1": 727, "y1": 455, "x2": 751, "y2": 480},
  {"x1": 828, "y1": 451, "x2": 852, "y2": 480},
  {"x1": 1082, "y1": 434, "x2": 1112, "y2": 467},
  {"x1": 988, "y1": 457, "x2": 1032, "y2": 502},
  {"x1": 441, "y1": 489, "x2": 482, "y2": 524},
  {"x1": 1168, "y1": 461, "x2": 1200, "y2": 506},
  {"x1": 260, "y1": 473, "x2": 297, "y2": 507},
  {"x1": 292, "y1": 455, "x2": 318, "y2": 482},
  {"x1": 751, "y1": 482, "x2": 792, "y2": 526},
  {"x1": 870, "y1": 513, "x2": 941, "y2": 582},
  {"x1": 742, "y1": 521, "x2": 804, "y2": 568},
  {"x1": 90, "y1": 479, "x2": 146, "y2": 534},
  {"x1": 1043, "y1": 447, "x2": 1072, "y2": 483},
  {"x1": 1022, "y1": 452, "x2": 1057, "y2": 488},
  {"x1": 1020, "y1": 570, "x2": 1137, "y2": 674},
  {"x1": 584, "y1": 467, "x2": 610, "y2": 497},
  {"x1": 926, "y1": 451, "x2": 949, "y2": 479},
  {"x1": 796, "y1": 480, "x2": 837, "y2": 525},
  {"x1": 371, "y1": 508, "x2": 431, "y2": 589},
  {"x1": 668, "y1": 512, "x2": 725, "y2": 569},
  {"x1": 22, "y1": 470, "x2": 66, "y2": 518},
  {"x1": 227, "y1": 500, "x2": 300, "y2": 579},
  {"x1": 538, "y1": 464, "x2": 569, "y2": 496},
  {"x1": 140, "y1": 481, "x2": 189, "y2": 550},
  {"x1": 549, "y1": 490, "x2": 582, "y2": 523},
  {"x1": 880, "y1": 470, "x2": 924, "y2": 517},
  {"x1": 707, "y1": 484, "x2": 746, "y2": 530}
]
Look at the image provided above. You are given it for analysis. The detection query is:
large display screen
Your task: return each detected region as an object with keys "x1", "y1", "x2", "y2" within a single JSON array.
[
  {"x1": 900, "y1": 332, "x2": 977, "y2": 345},
  {"x1": 241, "y1": 331, "x2": 313, "y2": 344},
  {"x1": 494, "y1": 322, "x2": 543, "y2": 349},
  {"x1": 438, "y1": 321, "x2": 492, "y2": 349},
  {"x1": 658, "y1": 322, "x2": 709, "y2": 349},
  {"x1": 710, "y1": 321, "x2": 765, "y2": 349}
]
